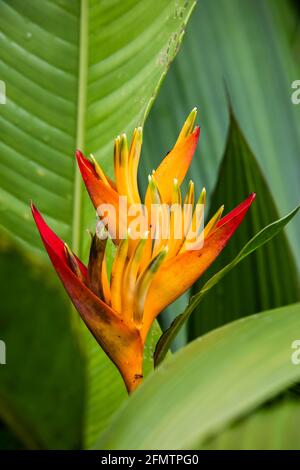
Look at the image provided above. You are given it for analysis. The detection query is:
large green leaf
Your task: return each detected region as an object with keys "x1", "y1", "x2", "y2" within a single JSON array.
[
  {"x1": 97, "y1": 303, "x2": 300, "y2": 450},
  {"x1": 154, "y1": 204, "x2": 299, "y2": 366},
  {"x1": 141, "y1": 0, "x2": 300, "y2": 271},
  {"x1": 0, "y1": 0, "x2": 196, "y2": 257},
  {"x1": 0, "y1": 0, "x2": 196, "y2": 448},
  {"x1": 202, "y1": 393, "x2": 300, "y2": 450},
  {"x1": 188, "y1": 115, "x2": 299, "y2": 339}
]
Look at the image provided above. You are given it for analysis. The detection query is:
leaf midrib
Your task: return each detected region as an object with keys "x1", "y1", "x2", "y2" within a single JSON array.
[{"x1": 72, "y1": 0, "x2": 88, "y2": 255}]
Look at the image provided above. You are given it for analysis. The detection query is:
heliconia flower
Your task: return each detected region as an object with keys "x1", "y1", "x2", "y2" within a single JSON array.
[{"x1": 32, "y1": 109, "x2": 255, "y2": 393}]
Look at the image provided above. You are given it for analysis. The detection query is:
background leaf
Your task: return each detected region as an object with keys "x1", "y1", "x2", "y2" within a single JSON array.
[
  {"x1": 202, "y1": 392, "x2": 300, "y2": 450},
  {"x1": 188, "y1": 114, "x2": 299, "y2": 339},
  {"x1": 97, "y1": 303, "x2": 300, "y2": 450},
  {"x1": 0, "y1": 0, "x2": 196, "y2": 448}
]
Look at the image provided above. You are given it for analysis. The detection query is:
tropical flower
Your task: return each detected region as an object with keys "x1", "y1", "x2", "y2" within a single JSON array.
[{"x1": 32, "y1": 109, "x2": 255, "y2": 393}]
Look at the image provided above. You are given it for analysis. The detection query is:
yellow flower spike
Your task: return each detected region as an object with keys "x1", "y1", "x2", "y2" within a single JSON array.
[
  {"x1": 90, "y1": 154, "x2": 111, "y2": 189},
  {"x1": 110, "y1": 232, "x2": 129, "y2": 314},
  {"x1": 183, "y1": 180, "x2": 195, "y2": 237},
  {"x1": 101, "y1": 254, "x2": 111, "y2": 305},
  {"x1": 172, "y1": 178, "x2": 182, "y2": 205},
  {"x1": 187, "y1": 201, "x2": 223, "y2": 252},
  {"x1": 147, "y1": 174, "x2": 168, "y2": 258},
  {"x1": 199, "y1": 186, "x2": 206, "y2": 206},
  {"x1": 175, "y1": 107, "x2": 197, "y2": 146},
  {"x1": 122, "y1": 232, "x2": 149, "y2": 320},
  {"x1": 114, "y1": 133, "x2": 132, "y2": 201},
  {"x1": 166, "y1": 178, "x2": 183, "y2": 259},
  {"x1": 137, "y1": 174, "x2": 160, "y2": 272},
  {"x1": 114, "y1": 135, "x2": 121, "y2": 185},
  {"x1": 147, "y1": 174, "x2": 161, "y2": 241},
  {"x1": 180, "y1": 186, "x2": 206, "y2": 253},
  {"x1": 148, "y1": 174, "x2": 162, "y2": 206},
  {"x1": 203, "y1": 204, "x2": 225, "y2": 239},
  {"x1": 114, "y1": 133, "x2": 139, "y2": 205},
  {"x1": 128, "y1": 127, "x2": 142, "y2": 204},
  {"x1": 133, "y1": 246, "x2": 168, "y2": 326}
]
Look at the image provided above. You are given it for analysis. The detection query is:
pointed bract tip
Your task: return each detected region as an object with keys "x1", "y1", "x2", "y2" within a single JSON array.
[
  {"x1": 75, "y1": 149, "x2": 95, "y2": 175},
  {"x1": 216, "y1": 205, "x2": 225, "y2": 218},
  {"x1": 114, "y1": 136, "x2": 121, "y2": 149},
  {"x1": 241, "y1": 192, "x2": 256, "y2": 209},
  {"x1": 120, "y1": 134, "x2": 128, "y2": 153},
  {"x1": 187, "y1": 107, "x2": 197, "y2": 120},
  {"x1": 217, "y1": 192, "x2": 256, "y2": 229},
  {"x1": 75, "y1": 149, "x2": 83, "y2": 160},
  {"x1": 198, "y1": 187, "x2": 206, "y2": 202},
  {"x1": 134, "y1": 126, "x2": 143, "y2": 139},
  {"x1": 185, "y1": 108, "x2": 198, "y2": 135},
  {"x1": 75, "y1": 150, "x2": 90, "y2": 168},
  {"x1": 89, "y1": 153, "x2": 97, "y2": 165},
  {"x1": 30, "y1": 201, "x2": 40, "y2": 220},
  {"x1": 194, "y1": 126, "x2": 200, "y2": 136}
]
